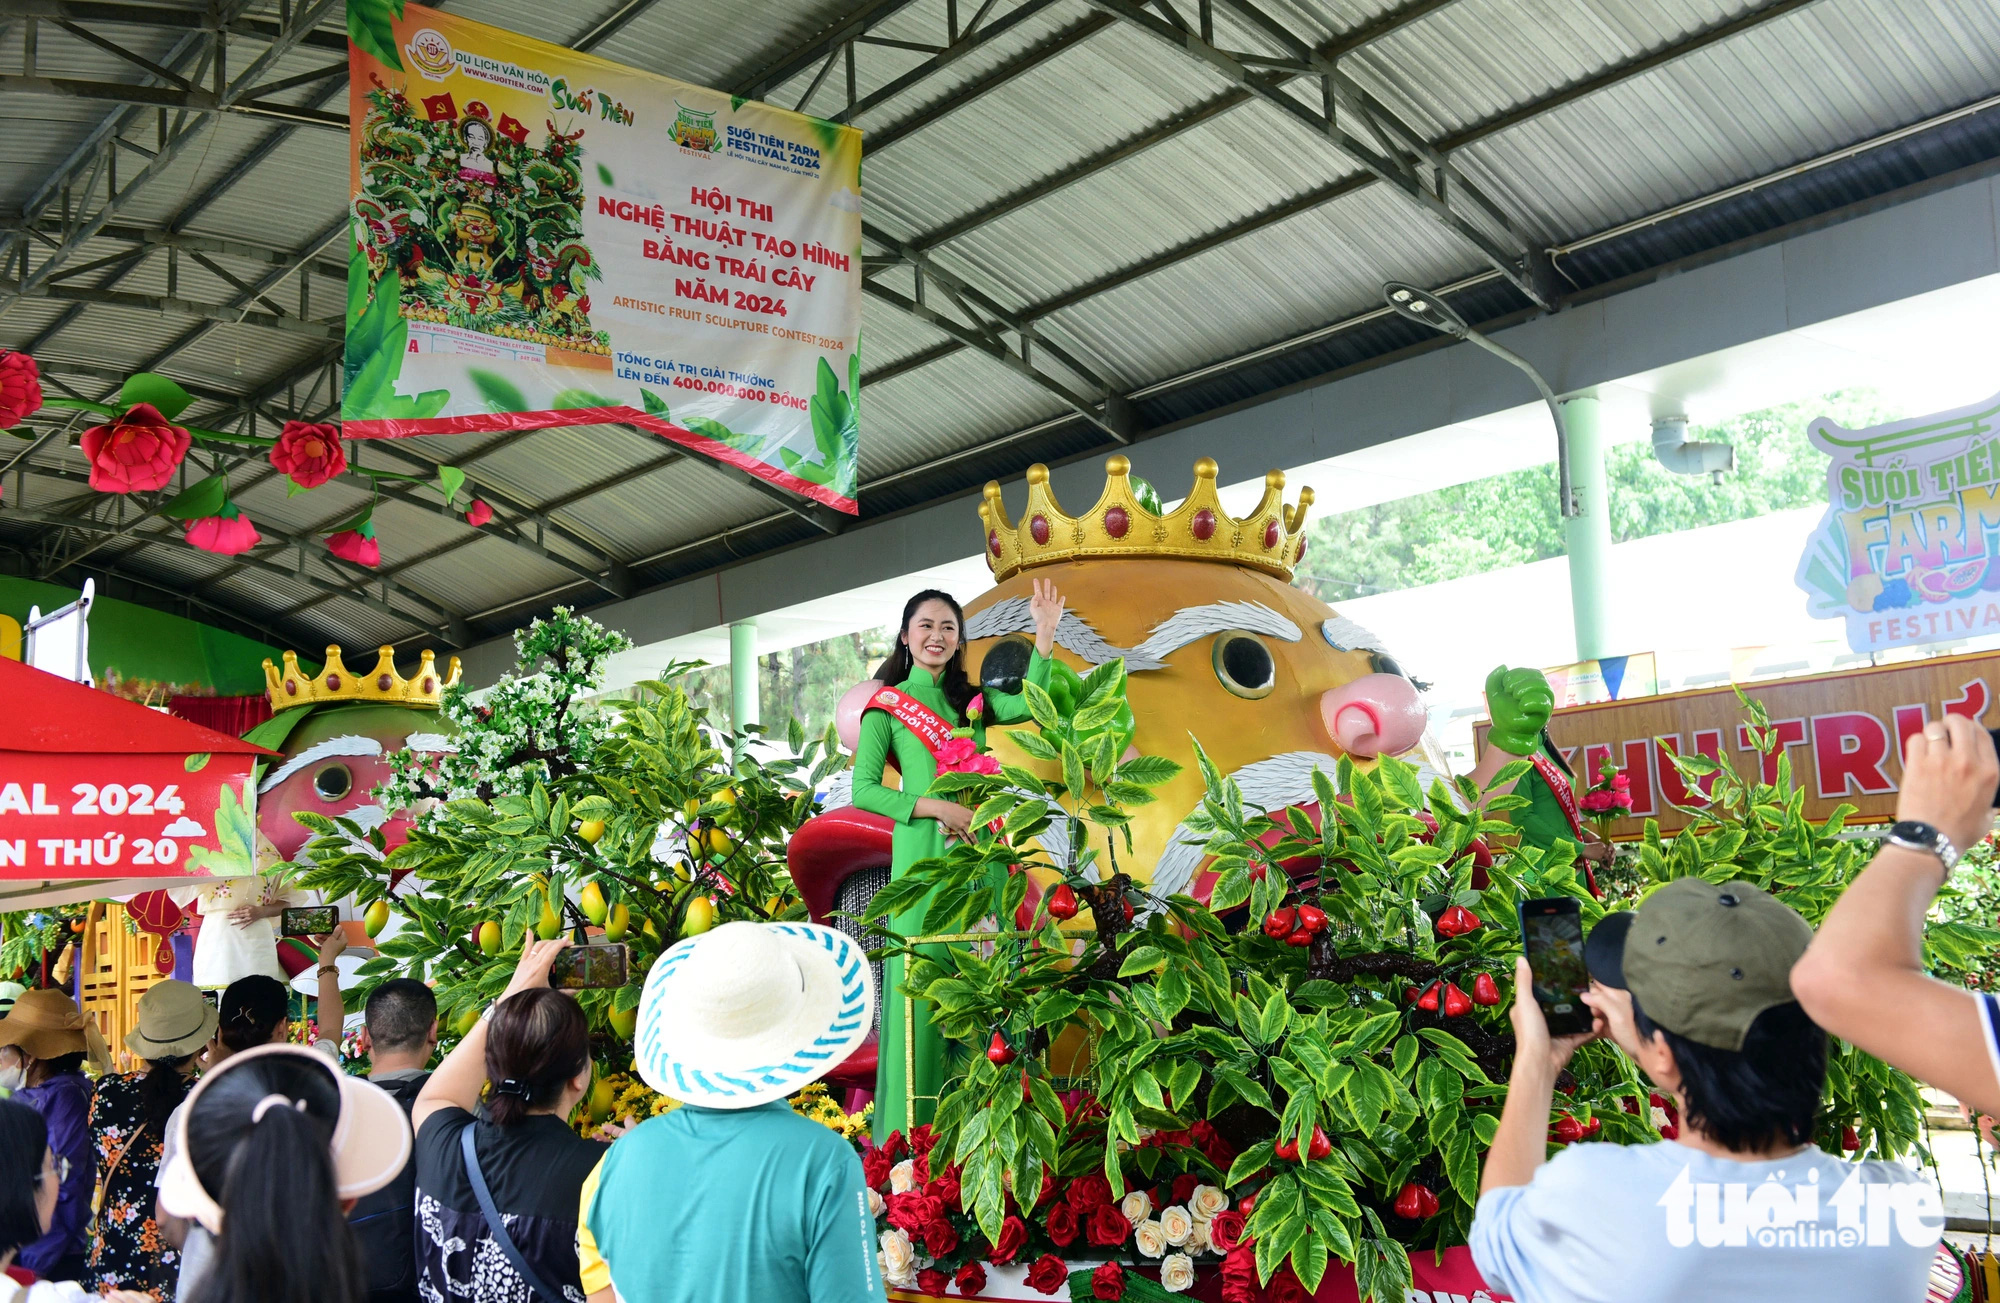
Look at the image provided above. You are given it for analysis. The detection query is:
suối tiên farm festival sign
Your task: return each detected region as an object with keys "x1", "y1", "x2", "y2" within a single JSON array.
[
  {"x1": 1796, "y1": 391, "x2": 2000, "y2": 653},
  {"x1": 344, "y1": 1, "x2": 863, "y2": 511}
]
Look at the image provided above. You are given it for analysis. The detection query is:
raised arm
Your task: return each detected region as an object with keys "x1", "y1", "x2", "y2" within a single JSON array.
[
  {"x1": 983, "y1": 576, "x2": 1061, "y2": 724},
  {"x1": 1792, "y1": 714, "x2": 2000, "y2": 1113},
  {"x1": 313, "y1": 927, "x2": 347, "y2": 1057},
  {"x1": 413, "y1": 937, "x2": 569, "y2": 1133}
]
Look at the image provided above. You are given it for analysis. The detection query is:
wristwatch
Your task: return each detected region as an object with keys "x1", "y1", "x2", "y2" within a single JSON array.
[{"x1": 1886, "y1": 820, "x2": 1960, "y2": 875}]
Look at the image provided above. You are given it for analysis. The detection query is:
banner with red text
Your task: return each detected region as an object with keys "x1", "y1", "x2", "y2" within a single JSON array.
[
  {"x1": 343, "y1": 2, "x2": 863, "y2": 510},
  {"x1": 1474, "y1": 651, "x2": 2000, "y2": 837}
]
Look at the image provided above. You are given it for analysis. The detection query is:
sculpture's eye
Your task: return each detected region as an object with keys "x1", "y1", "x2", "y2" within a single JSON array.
[
  {"x1": 1212, "y1": 632, "x2": 1276, "y2": 700},
  {"x1": 979, "y1": 636, "x2": 1033, "y2": 695},
  {"x1": 1370, "y1": 652, "x2": 1406, "y2": 679},
  {"x1": 313, "y1": 764, "x2": 353, "y2": 802}
]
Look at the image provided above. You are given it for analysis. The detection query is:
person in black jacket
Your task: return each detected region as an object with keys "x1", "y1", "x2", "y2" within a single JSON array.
[{"x1": 348, "y1": 979, "x2": 437, "y2": 1303}]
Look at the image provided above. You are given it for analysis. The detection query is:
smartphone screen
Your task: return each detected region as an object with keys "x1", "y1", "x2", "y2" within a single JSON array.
[
  {"x1": 551, "y1": 943, "x2": 630, "y2": 990},
  {"x1": 280, "y1": 906, "x2": 338, "y2": 938},
  {"x1": 1517, "y1": 897, "x2": 1593, "y2": 1035}
]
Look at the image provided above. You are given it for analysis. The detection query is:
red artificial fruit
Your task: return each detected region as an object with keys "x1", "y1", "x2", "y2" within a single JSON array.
[
  {"x1": 1121, "y1": 897, "x2": 1134, "y2": 923},
  {"x1": 1470, "y1": 972, "x2": 1502, "y2": 1006},
  {"x1": 1403, "y1": 986, "x2": 1420, "y2": 1003},
  {"x1": 1580, "y1": 1116, "x2": 1602, "y2": 1139},
  {"x1": 1416, "y1": 982, "x2": 1441, "y2": 1011},
  {"x1": 1842, "y1": 1126, "x2": 1861, "y2": 1152},
  {"x1": 1441, "y1": 982, "x2": 1473, "y2": 1018},
  {"x1": 1274, "y1": 1135, "x2": 1300, "y2": 1161},
  {"x1": 1550, "y1": 1115, "x2": 1584, "y2": 1143},
  {"x1": 1393, "y1": 1181, "x2": 1440, "y2": 1219},
  {"x1": 1285, "y1": 930, "x2": 1312, "y2": 947},
  {"x1": 1263, "y1": 907, "x2": 1296, "y2": 939},
  {"x1": 1047, "y1": 883, "x2": 1080, "y2": 920},
  {"x1": 1436, "y1": 905, "x2": 1482, "y2": 938},
  {"x1": 1306, "y1": 1126, "x2": 1331, "y2": 1160},
  {"x1": 1296, "y1": 903, "x2": 1327, "y2": 933},
  {"x1": 986, "y1": 1031, "x2": 1016, "y2": 1066},
  {"x1": 1249, "y1": 862, "x2": 1268, "y2": 882}
]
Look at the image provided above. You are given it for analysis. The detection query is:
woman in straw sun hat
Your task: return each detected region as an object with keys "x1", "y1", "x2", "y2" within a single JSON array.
[
  {"x1": 156, "y1": 1043, "x2": 411, "y2": 1303},
  {"x1": 576, "y1": 920, "x2": 884, "y2": 1303},
  {"x1": 83, "y1": 981, "x2": 216, "y2": 1298},
  {"x1": 0, "y1": 991, "x2": 106, "y2": 1281}
]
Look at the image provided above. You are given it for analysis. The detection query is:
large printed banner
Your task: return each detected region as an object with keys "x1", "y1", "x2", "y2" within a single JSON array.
[
  {"x1": 1795, "y1": 391, "x2": 2000, "y2": 653},
  {"x1": 1473, "y1": 651, "x2": 2000, "y2": 837},
  {"x1": 343, "y1": 3, "x2": 864, "y2": 511}
]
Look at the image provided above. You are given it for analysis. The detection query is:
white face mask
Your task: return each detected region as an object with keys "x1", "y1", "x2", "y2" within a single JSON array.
[{"x1": 0, "y1": 1065, "x2": 25, "y2": 1092}]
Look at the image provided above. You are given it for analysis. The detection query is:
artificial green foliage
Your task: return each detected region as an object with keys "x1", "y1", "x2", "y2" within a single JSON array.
[{"x1": 284, "y1": 609, "x2": 846, "y2": 1043}]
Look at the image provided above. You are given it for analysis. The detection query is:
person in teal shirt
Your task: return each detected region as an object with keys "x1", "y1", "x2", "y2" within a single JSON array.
[
  {"x1": 580, "y1": 920, "x2": 882, "y2": 1303},
  {"x1": 851, "y1": 578, "x2": 1064, "y2": 1141}
]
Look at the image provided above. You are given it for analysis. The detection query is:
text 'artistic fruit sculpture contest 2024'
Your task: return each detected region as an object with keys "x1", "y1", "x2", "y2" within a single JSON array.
[{"x1": 254, "y1": 452, "x2": 1952, "y2": 1303}]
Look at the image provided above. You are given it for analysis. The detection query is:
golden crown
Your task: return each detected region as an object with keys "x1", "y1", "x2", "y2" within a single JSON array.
[
  {"x1": 978, "y1": 456, "x2": 1315, "y2": 583},
  {"x1": 263, "y1": 645, "x2": 461, "y2": 713}
]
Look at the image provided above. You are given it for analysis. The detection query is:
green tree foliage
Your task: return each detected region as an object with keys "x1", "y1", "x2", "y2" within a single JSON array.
[{"x1": 1296, "y1": 390, "x2": 1907, "y2": 603}]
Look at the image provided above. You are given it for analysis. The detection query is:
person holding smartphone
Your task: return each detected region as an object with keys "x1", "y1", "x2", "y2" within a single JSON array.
[
  {"x1": 1792, "y1": 715, "x2": 2000, "y2": 1115},
  {"x1": 1471, "y1": 879, "x2": 1941, "y2": 1302}
]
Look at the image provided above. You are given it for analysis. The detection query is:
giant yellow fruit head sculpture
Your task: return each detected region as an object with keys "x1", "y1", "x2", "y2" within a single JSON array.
[{"x1": 963, "y1": 455, "x2": 1447, "y2": 900}]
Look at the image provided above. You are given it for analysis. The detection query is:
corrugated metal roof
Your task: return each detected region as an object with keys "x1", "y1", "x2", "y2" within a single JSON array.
[{"x1": 4, "y1": 0, "x2": 1999, "y2": 654}]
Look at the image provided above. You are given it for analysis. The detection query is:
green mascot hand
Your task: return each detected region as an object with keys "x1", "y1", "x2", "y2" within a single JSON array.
[{"x1": 1485, "y1": 665, "x2": 1554, "y2": 756}]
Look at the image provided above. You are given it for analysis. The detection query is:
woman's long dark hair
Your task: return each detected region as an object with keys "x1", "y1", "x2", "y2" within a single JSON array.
[
  {"x1": 482, "y1": 989, "x2": 588, "y2": 1126},
  {"x1": 184, "y1": 1052, "x2": 364, "y2": 1303},
  {"x1": 872, "y1": 590, "x2": 977, "y2": 719},
  {"x1": 0, "y1": 1100, "x2": 48, "y2": 1257},
  {"x1": 138, "y1": 1055, "x2": 194, "y2": 1133}
]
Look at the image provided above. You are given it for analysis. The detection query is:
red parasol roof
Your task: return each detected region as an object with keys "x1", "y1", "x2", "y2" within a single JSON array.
[{"x1": 0, "y1": 657, "x2": 276, "y2": 756}]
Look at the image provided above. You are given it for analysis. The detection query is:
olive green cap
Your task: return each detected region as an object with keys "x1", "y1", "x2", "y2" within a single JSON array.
[{"x1": 1584, "y1": 878, "x2": 1813, "y2": 1052}]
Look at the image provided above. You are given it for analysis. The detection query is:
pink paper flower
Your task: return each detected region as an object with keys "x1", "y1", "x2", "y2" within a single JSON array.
[
  {"x1": 935, "y1": 736, "x2": 1002, "y2": 776},
  {"x1": 80, "y1": 403, "x2": 190, "y2": 493},
  {"x1": 268, "y1": 420, "x2": 347, "y2": 488},
  {"x1": 966, "y1": 692, "x2": 985, "y2": 721},
  {"x1": 185, "y1": 504, "x2": 259, "y2": 555},
  {"x1": 328, "y1": 523, "x2": 381, "y2": 567},
  {"x1": 465, "y1": 498, "x2": 493, "y2": 527}
]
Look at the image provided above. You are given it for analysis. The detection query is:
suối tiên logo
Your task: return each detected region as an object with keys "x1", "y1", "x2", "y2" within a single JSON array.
[{"x1": 405, "y1": 27, "x2": 454, "y2": 81}]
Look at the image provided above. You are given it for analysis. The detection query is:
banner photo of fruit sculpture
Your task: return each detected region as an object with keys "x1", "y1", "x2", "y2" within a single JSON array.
[
  {"x1": 343, "y1": 0, "x2": 864, "y2": 511},
  {"x1": 1794, "y1": 388, "x2": 2000, "y2": 654},
  {"x1": 0, "y1": 655, "x2": 274, "y2": 909}
]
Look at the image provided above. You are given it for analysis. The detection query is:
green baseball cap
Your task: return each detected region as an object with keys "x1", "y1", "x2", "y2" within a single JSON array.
[{"x1": 1582, "y1": 878, "x2": 1813, "y2": 1052}]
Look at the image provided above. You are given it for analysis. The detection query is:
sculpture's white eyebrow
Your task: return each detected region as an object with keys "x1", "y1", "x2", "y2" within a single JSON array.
[
  {"x1": 1321, "y1": 616, "x2": 1390, "y2": 655},
  {"x1": 258, "y1": 736, "x2": 380, "y2": 793},
  {"x1": 965, "y1": 599, "x2": 1300, "y2": 671}
]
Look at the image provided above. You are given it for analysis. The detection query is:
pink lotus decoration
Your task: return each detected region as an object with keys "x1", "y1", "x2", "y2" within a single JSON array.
[
  {"x1": 268, "y1": 420, "x2": 347, "y2": 488},
  {"x1": 80, "y1": 403, "x2": 190, "y2": 493},
  {"x1": 0, "y1": 351, "x2": 44, "y2": 428},
  {"x1": 936, "y1": 735, "x2": 1000, "y2": 777},
  {"x1": 328, "y1": 525, "x2": 381, "y2": 568},
  {"x1": 465, "y1": 499, "x2": 493, "y2": 527},
  {"x1": 185, "y1": 504, "x2": 259, "y2": 555}
]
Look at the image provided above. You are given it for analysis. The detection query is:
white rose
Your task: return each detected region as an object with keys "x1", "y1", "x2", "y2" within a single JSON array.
[
  {"x1": 1120, "y1": 1189, "x2": 1154, "y2": 1224},
  {"x1": 1134, "y1": 1218, "x2": 1169, "y2": 1258},
  {"x1": 879, "y1": 1229, "x2": 916, "y2": 1287},
  {"x1": 1189, "y1": 1184, "x2": 1229, "y2": 1219},
  {"x1": 1650, "y1": 1105, "x2": 1671, "y2": 1131},
  {"x1": 1187, "y1": 1216, "x2": 1214, "y2": 1255},
  {"x1": 867, "y1": 1188, "x2": 885, "y2": 1219},
  {"x1": 1159, "y1": 1204, "x2": 1194, "y2": 1246},
  {"x1": 1160, "y1": 1252, "x2": 1197, "y2": 1293},
  {"x1": 889, "y1": 1159, "x2": 917, "y2": 1194}
]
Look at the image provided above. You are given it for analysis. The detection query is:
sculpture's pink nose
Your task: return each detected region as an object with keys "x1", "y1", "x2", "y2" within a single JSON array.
[{"x1": 1320, "y1": 673, "x2": 1426, "y2": 758}]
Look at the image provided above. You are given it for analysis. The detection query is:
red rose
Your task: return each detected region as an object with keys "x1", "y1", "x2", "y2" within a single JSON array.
[
  {"x1": 1024, "y1": 1254, "x2": 1069, "y2": 1296},
  {"x1": 914, "y1": 1152, "x2": 931, "y2": 1184},
  {"x1": 1191, "y1": 1118, "x2": 1237, "y2": 1170},
  {"x1": 1171, "y1": 1173, "x2": 1200, "y2": 1206},
  {"x1": 1220, "y1": 1245, "x2": 1259, "y2": 1303},
  {"x1": 1269, "y1": 1267, "x2": 1309, "y2": 1303},
  {"x1": 1086, "y1": 1202, "x2": 1130, "y2": 1248},
  {"x1": 928, "y1": 1173, "x2": 962, "y2": 1211},
  {"x1": 923, "y1": 1215, "x2": 958, "y2": 1258},
  {"x1": 863, "y1": 1150, "x2": 893, "y2": 1190},
  {"x1": 1066, "y1": 1174, "x2": 1113, "y2": 1212},
  {"x1": 465, "y1": 497, "x2": 494, "y2": 527},
  {"x1": 81, "y1": 403, "x2": 189, "y2": 493},
  {"x1": 1045, "y1": 1201, "x2": 1078, "y2": 1248},
  {"x1": 1207, "y1": 1209, "x2": 1247, "y2": 1253},
  {"x1": 185, "y1": 505, "x2": 259, "y2": 555},
  {"x1": 953, "y1": 1261, "x2": 987, "y2": 1297},
  {"x1": 882, "y1": 1130, "x2": 909, "y2": 1162},
  {"x1": 328, "y1": 525, "x2": 381, "y2": 567},
  {"x1": 1034, "y1": 1165, "x2": 1057, "y2": 1208},
  {"x1": 986, "y1": 1214, "x2": 1027, "y2": 1265},
  {"x1": 917, "y1": 1267, "x2": 950, "y2": 1296},
  {"x1": 0, "y1": 351, "x2": 44, "y2": 428},
  {"x1": 1092, "y1": 1262, "x2": 1125, "y2": 1301},
  {"x1": 887, "y1": 1191, "x2": 942, "y2": 1234},
  {"x1": 268, "y1": 420, "x2": 347, "y2": 489},
  {"x1": 910, "y1": 1124, "x2": 936, "y2": 1156}
]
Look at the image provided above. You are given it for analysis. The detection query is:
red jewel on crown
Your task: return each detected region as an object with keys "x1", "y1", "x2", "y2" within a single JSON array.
[
  {"x1": 325, "y1": 674, "x2": 341, "y2": 690},
  {"x1": 1263, "y1": 520, "x2": 1280, "y2": 549},
  {"x1": 988, "y1": 530, "x2": 1002, "y2": 556},
  {"x1": 1029, "y1": 514, "x2": 1050, "y2": 545},
  {"x1": 1191, "y1": 509, "x2": 1217, "y2": 542},
  {"x1": 1104, "y1": 506, "x2": 1128, "y2": 539}
]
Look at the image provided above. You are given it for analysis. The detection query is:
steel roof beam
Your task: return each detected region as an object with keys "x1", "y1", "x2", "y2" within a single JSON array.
[
  {"x1": 872, "y1": 0, "x2": 1829, "y2": 386},
  {"x1": 0, "y1": 1, "x2": 349, "y2": 54},
  {"x1": 0, "y1": 72, "x2": 347, "y2": 127},
  {"x1": 5, "y1": 280, "x2": 339, "y2": 337},
  {"x1": 4, "y1": 540, "x2": 327, "y2": 648}
]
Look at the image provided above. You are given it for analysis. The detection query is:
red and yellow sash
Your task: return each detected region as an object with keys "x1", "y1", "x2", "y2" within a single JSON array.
[{"x1": 866, "y1": 686, "x2": 957, "y2": 760}]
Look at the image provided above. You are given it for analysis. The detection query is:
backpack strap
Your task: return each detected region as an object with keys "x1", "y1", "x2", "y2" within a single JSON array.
[{"x1": 459, "y1": 1123, "x2": 561, "y2": 1303}]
